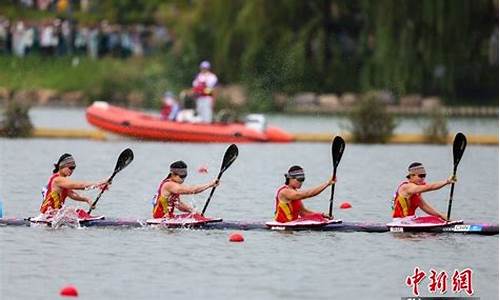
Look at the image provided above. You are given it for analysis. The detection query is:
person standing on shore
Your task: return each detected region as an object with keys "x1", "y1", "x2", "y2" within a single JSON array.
[{"x1": 192, "y1": 60, "x2": 217, "y2": 123}]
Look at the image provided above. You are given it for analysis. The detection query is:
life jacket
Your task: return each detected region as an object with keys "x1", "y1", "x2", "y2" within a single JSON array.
[
  {"x1": 40, "y1": 173, "x2": 69, "y2": 213},
  {"x1": 152, "y1": 179, "x2": 180, "y2": 218},
  {"x1": 392, "y1": 181, "x2": 423, "y2": 218},
  {"x1": 193, "y1": 71, "x2": 217, "y2": 97},
  {"x1": 274, "y1": 185, "x2": 303, "y2": 222}
]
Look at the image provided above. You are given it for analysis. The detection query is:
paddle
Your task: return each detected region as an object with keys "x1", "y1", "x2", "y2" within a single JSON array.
[
  {"x1": 446, "y1": 132, "x2": 467, "y2": 221},
  {"x1": 87, "y1": 148, "x2": 134, "y2": 214},
  {"x1": 328, "y1": 136, "x2": 345, "y2": 218},
  {"x1": 201, "y1": 144, "x2": 239, "y2": 216}
]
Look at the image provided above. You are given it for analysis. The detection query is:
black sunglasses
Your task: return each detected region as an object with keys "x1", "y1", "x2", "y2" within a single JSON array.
[
  {"x1": 296, "y1": 177, "x2": 305, "y2": 182},
  {"x1": 417, "y1": 174, "x2": 426, "y2": 178},
  {"x1": 177, "y1": 173, "x2": 187, "y2": 179},
  {"x1": 69, "y1": 166, "x2": 76, "y2": 170}
]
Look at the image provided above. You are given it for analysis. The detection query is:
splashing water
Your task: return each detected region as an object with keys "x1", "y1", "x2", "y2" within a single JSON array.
[{"x1": 50, "y1": 207, "x2": 80, "y2": 229}]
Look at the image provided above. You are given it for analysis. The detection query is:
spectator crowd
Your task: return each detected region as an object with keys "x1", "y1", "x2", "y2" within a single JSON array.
[{"x1": 0, "y1": 17, "x2": 172, "y2": 59}]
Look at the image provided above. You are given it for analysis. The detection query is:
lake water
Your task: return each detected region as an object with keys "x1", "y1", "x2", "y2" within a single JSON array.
[
  {"x1": 0, "y1": 108, "x2": 498, "y2": 299},
  {"x1": 29, "y1": 106, "x2": 499, "y2": 135}
]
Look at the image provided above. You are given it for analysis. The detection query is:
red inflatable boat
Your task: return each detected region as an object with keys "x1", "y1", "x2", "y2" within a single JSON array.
[{"x1": 86, "y1": 101, "x2": 293, "y2": 143}]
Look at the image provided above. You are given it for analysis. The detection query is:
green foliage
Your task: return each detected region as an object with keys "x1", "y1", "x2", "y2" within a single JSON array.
[
  {"x1": 1, "y1": 0, "x2": 497, "y2": 108},
  {"x1": 424, "y1": 110, "x2": 449, "y2": 144},
  {"x1": 168, "y1": 0, "x2": 497, "y2": 104},
  {"x1": 1, "y1": 99, "x2": 33, "y2": 138},
  {"x1": 0, "y1": 55, "x2": 173, "y2": 108},
  {"x1": 348, "y1": 93, "x2": 396, "y2": 143}
]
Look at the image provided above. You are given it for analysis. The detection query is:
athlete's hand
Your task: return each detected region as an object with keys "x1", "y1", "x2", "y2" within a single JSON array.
[
  {"x1": 447, "y1": 175, "x2": 457, "y2": 184},
  {"x1": 211, "y1": 179, "x2": 220, "y2": 187},
  {"x1": 96, "y1": 180, "x2": 111, "y2": 191},
  {"x1": 86, "y1": 198, "x2": 96, "y2": 209},
  {"x1": 322, "y1": 212, "x2": 332, "y2": 219},
  {"x1": 327, "y1": 176, "x2": 336, "y2": 186}
]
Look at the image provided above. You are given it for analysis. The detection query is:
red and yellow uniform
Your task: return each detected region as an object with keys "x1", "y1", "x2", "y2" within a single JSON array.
[
  {"x1": 152, "y1": 179, "x2": 180, "y2": 218},
  {"x1": 274, "y1": 185, "x2": 303, "y2": 223},
  {"x1": 40, "y1": 174, "x2": 69, "y2": 213},
  {"x1": 392, "y1": 181, "x2": 423, "y2": 218}
]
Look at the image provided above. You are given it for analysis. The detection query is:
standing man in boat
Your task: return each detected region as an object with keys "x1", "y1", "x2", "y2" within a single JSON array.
[
  {"x1": 274, "y1": 166, "x2": 335, "y2": 223},
  {"x1": 152, "y1": 160, "x2": 219, "y2": 218},
  {"x1": 392, "y1": 162, "x2": 456, "y2": 221},
  {"x1": 192, "y1": 60, "x2": 218, "y2": 123},
  {"x1": 40, "y1": 153, "x2": 109, "y2": 214}
]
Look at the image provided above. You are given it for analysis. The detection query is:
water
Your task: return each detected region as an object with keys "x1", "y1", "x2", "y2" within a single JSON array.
[
  {"x1": 29, "y1": 106, "x2": 499, "y2": 135},
  {"x1": 1, "y1": 135, "x2": 498, "y2": 299},
  {"x1": 3, "y1": 107, "x2": 500, "y2": 298}
]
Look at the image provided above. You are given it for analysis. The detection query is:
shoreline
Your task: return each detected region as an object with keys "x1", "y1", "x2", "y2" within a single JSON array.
[{"x1": 8, "y1": 127, "x2": 497, "y2": 145}]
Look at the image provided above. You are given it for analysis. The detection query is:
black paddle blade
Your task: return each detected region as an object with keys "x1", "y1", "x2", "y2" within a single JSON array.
[
  {"x1": 114, "y1": 148, "x2": 134, "y2": 174},
  {"x1": 201, "y1": 144, "x2": 238, "y2": 216},
  {"x1": 452, "y1": 133, "x2": 467, "y2": 168},
  {"x1": 332, "y1": 136, "x2": 345, "y2": 168},
  {"x1": 220, "y1": 144, "x2": 238, "y2": 174}
]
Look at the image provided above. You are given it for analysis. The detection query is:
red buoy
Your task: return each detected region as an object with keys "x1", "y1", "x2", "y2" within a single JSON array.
[
  {"x1": 60, "y1": 285, "x2": 78, "y2": 297},
  {"x1": 339, "y1": 202, "x2": 352, "y2": 209},
  {"x1": 229, "y1": 232, "x2": 244, "y2": 242}
]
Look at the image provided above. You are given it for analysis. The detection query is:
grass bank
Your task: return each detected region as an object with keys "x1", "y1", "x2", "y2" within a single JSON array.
[{"x1": 0, "y1": 55, "x2": 174, "y2": 107}]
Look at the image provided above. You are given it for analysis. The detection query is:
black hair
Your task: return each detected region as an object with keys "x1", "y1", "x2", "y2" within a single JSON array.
[
  {"x1": 406, "y1": 162, "x2": 423, "y2": 179},
  {"x1": 285, "y1": 165, "x2": 303, "y2": 185},
  {"x1": 53, "y1": 153, "x2": 73, "y2": 173},
  {"x1": 168, "y1": 160, "x2": 187, "y2": 178}
]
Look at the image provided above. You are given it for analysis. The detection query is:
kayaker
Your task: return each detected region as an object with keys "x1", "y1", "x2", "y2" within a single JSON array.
[
  {"x1": 392, "y1": 162, "x2": 456, "y2": 221},
  {"x1": 40, "y1": 153, "x2": 110, "y2": 214},
  {"x1": 152, "y1": 160, "x2": 219, "y2": 218},
  {"x1": 274, "y1": 165, "x2": 335, "y2": 223},
  {"x1": 192, "y1": 60, "x2": 218, "y2": 123}
]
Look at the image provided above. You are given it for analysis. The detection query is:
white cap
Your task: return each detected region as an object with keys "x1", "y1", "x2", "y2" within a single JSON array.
[{"x1": 200, "y1": 61, "x2": 211, "y2": 69}]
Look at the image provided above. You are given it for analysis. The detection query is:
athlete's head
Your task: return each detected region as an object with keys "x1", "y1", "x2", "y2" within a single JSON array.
[
  {"x1": 284, "y1": 165, "x2": 305, "y2": 186},
  {"x1": 53, "y1": 153, "x2": 76, "y2": 174},
  {"x1": 406, "y1": 162, "x2": 426, "y2": 183},
  {"x1": 169, "y1": 160, "x2": 188, "y2": 182}
]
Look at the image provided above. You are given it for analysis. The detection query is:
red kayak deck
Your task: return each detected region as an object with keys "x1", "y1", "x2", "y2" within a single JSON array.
[
  {"x1": 386, "y1": 216, "x2": 464, "y2": 231},
  {"x1": 86, "y1": 101, "x2": 293, "y2": 143},
  {"x1": 265, "y1": 218, "x2": 343, "y2": 230}
]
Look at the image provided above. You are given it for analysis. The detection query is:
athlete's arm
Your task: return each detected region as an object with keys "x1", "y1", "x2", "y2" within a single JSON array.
[
  {"x1": 402, "y1": 179, "x2": 452, "y2": 195},
  {"x1": 282, "y1": 179, "x2": 334, "y2": 201},
  {"x1": 67, "y1": 190, "x2": 94, "y2": 207},
  {"x1": 166, "y1": 180, "x2": 218, "y2": 195},
  {"x1": 176, "y1": 200, "x2": 195, "y2": 213},
  {"x1": 298, "y1": 202, "x2": 331, "y2": 219},
  {"x1": 56, "y1": 177, "x2": 106, "y2": 190},
  {"x1": 418, "y1": 199, "x2": 447, "y2": 220}
]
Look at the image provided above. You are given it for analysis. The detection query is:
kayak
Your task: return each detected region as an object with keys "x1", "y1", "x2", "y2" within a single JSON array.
[
  {"x1": 1, "y1": 217, "x2": 497, "y2": 235},
  {"x1": 146, "y1": 213, "x2": 223, "y2": 227},
  {"x1": 386, "y1": 216, "x2": 465, "y2": 233},
  {"x1": 265, "y1": 218, "x2": 342, "y2": 230},
  {"x1": 86, "y1": 101, "x2": 294, "y2": 143}
]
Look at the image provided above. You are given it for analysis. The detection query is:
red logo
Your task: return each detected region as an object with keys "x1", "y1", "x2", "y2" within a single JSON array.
[{"x1": 406, "y1": 267, "x2": 474, "y2": 296}]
